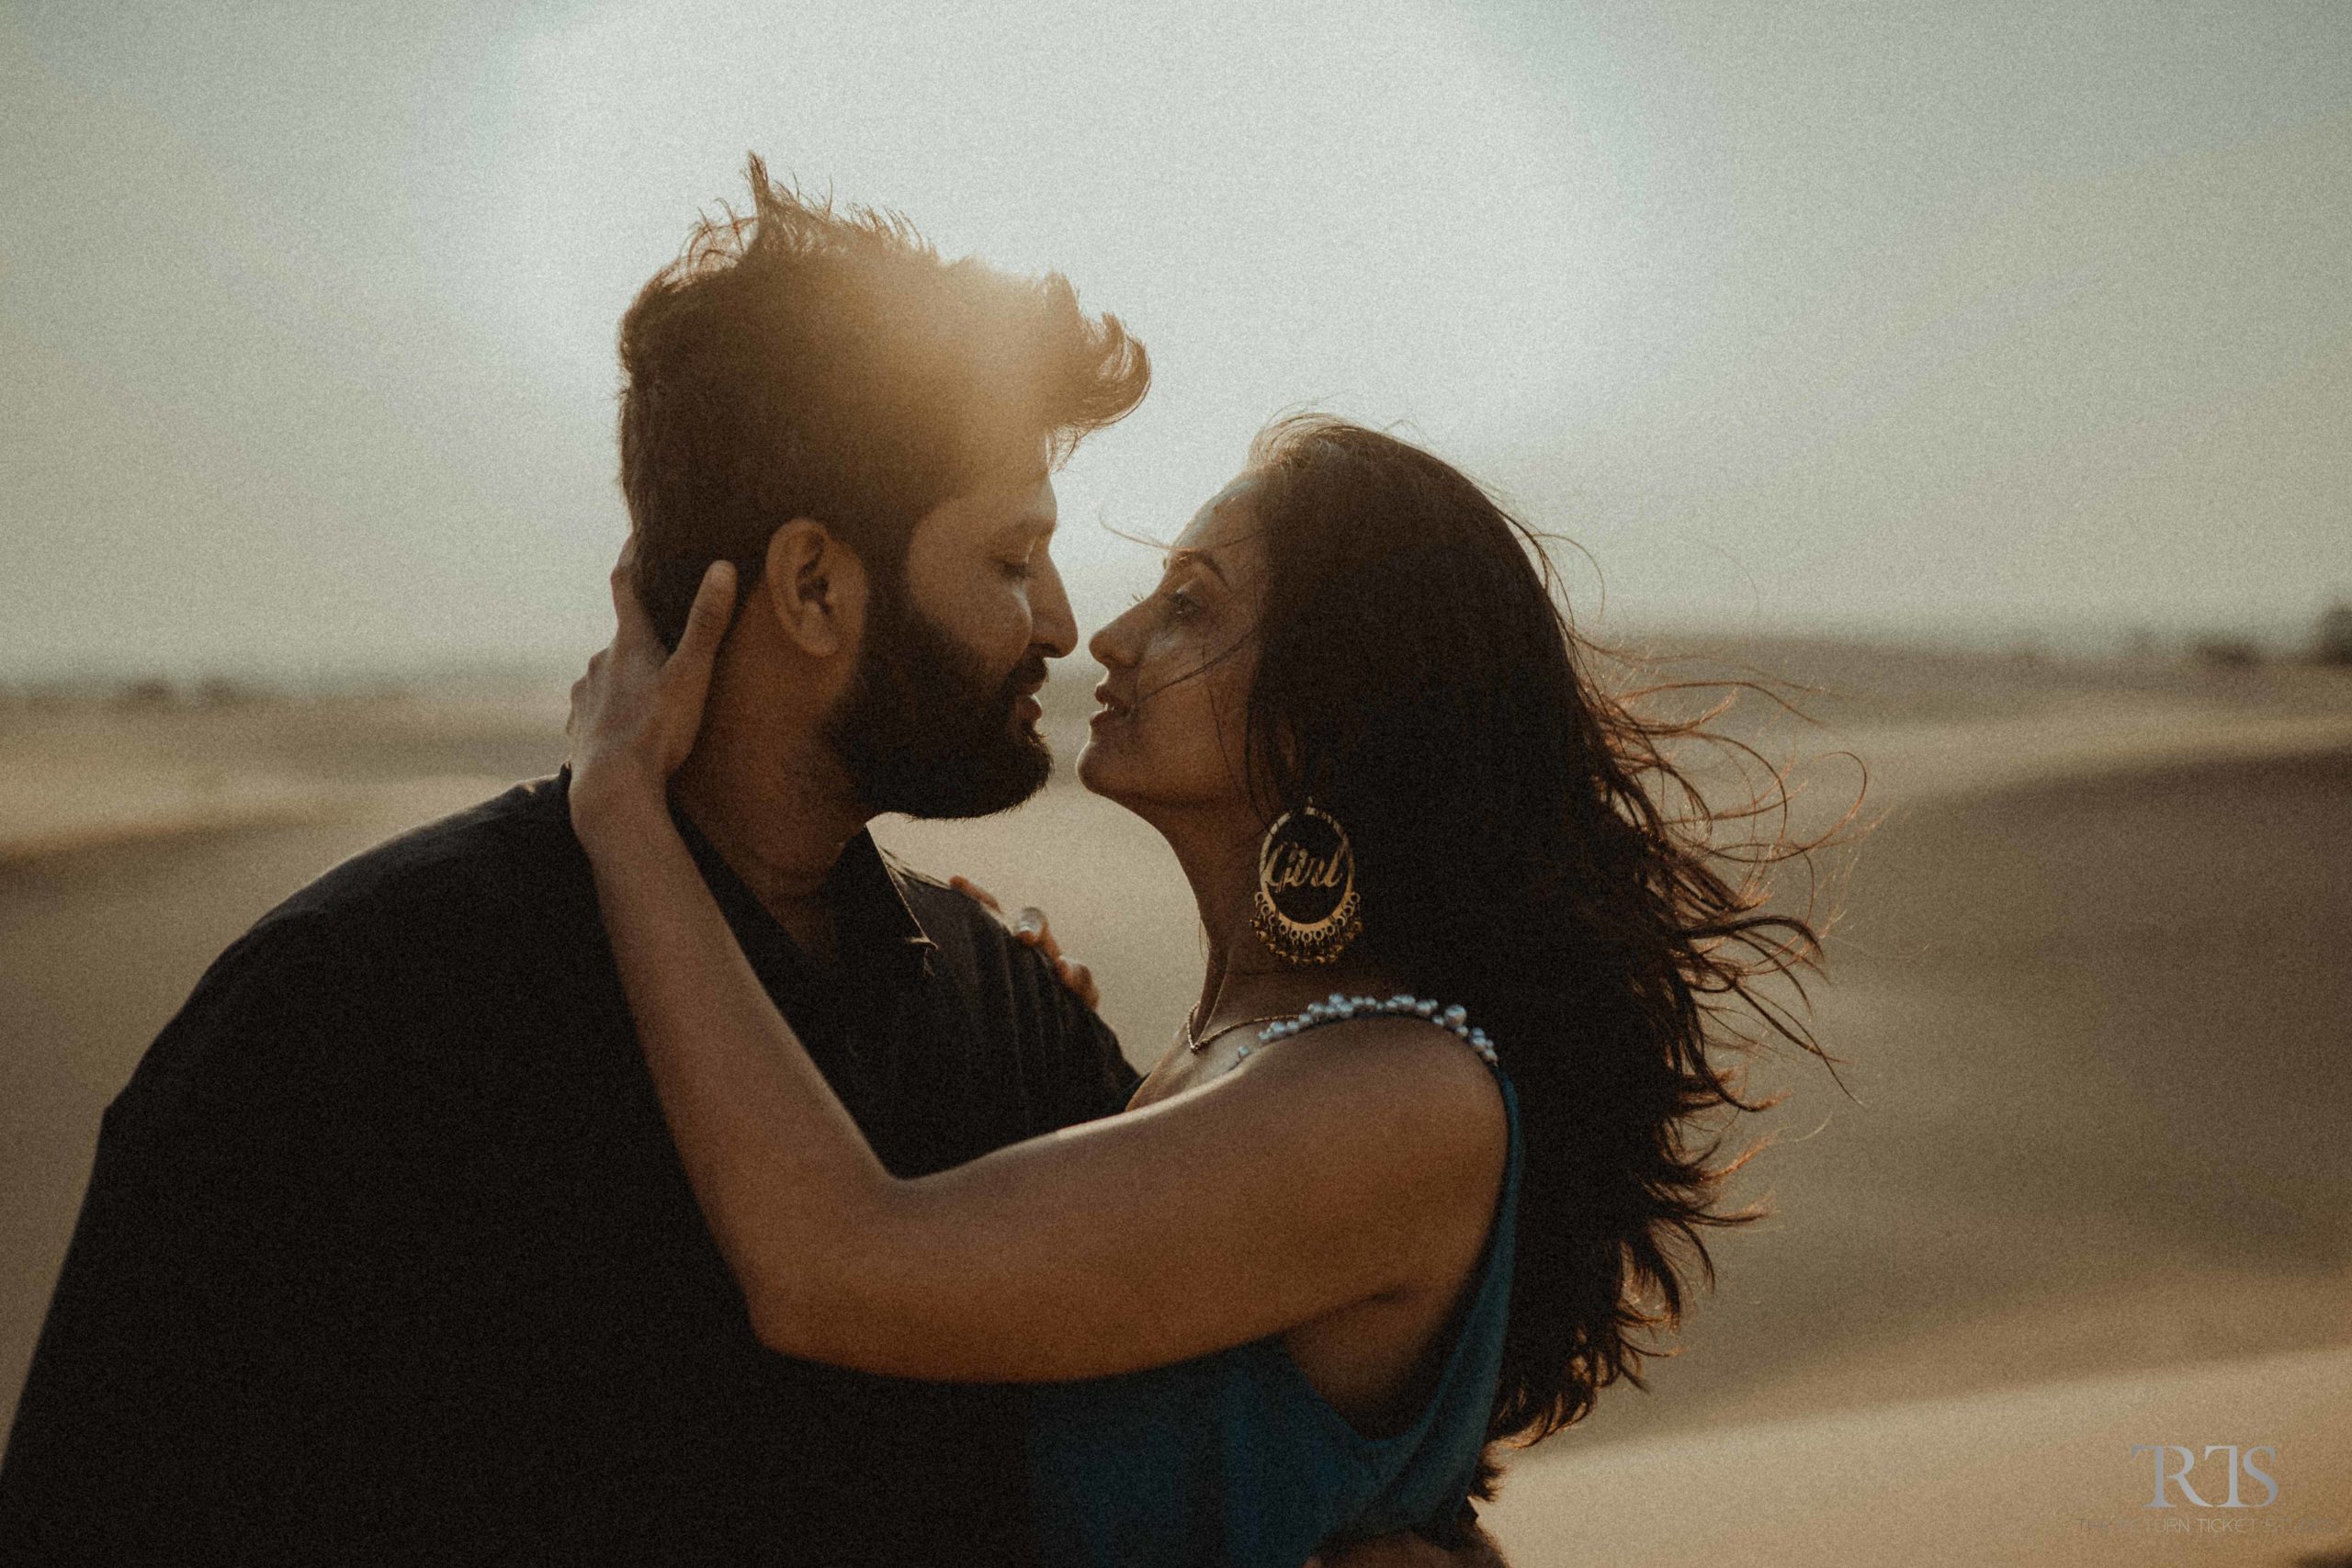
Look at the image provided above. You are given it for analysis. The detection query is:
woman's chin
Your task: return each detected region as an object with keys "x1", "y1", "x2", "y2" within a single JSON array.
[
  {"x1": 1077, "y1": 739, "x2": 1152, "y2": 812},
  {"x1": 1074, "y1": 740, "x2": 1116, "y2": 801}
]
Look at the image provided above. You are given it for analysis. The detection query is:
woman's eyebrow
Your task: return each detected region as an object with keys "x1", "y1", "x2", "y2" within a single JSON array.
[{"x1": 1165, "y1": 547, "x2": 1226, "y2": 582}]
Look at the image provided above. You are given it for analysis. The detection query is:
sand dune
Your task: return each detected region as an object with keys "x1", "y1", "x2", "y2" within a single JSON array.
[
  {"x1": 1488, "y1": 1345, "x2": 2352, "y2": 1566},
  {"x1": 0, "y1": 681, "x2": 568, "y2": 864}
]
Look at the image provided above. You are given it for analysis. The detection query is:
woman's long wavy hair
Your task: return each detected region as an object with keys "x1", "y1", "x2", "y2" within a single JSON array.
[{"x1": 1232, "y1": 416, "x2": 1855, "y2": 1492}]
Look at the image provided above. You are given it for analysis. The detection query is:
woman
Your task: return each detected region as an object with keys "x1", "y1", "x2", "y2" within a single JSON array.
[{"x1": 566, "y1": 416, "x2": 1837, "y2": 1564}]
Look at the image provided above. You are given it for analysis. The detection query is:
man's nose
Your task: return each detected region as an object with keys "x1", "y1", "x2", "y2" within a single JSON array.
[{"x1": 1030, "y1": 554, "x2": 1080, "y2": 660}]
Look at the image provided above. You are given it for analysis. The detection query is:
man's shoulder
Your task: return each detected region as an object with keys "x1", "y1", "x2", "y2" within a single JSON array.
[
  {"x1": 883, "y1": 851, "x2": 1131, "y2": 1043},
  {"x1": 254, "y1": 771, "x2": 578, "y2": 931},
  {"x1": 881, "y1": 853, "x2": 1067, "y2": 1005},
  {"x1": 188, "y1": 773, "x2": 593, "y2": 1020},
  {"x1": 276, "y1": 773, "x2": 580, "y2": 922},
  {"x1": 111, "y1": 775, "x2": 597, "y2": 1123},
  {"x1": 886, "y1": 857, "x2": 1010, "y2": 961}
]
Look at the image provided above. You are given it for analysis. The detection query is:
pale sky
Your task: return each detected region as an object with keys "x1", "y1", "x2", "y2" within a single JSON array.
[{"x1": 4, "y1": 1, "x2": 2346, "y2": 683}]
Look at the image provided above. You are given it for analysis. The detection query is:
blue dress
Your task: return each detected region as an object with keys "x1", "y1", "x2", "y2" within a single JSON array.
[{"x1": 1023, "y1": 1004, "x2": 1522, "y2": 1566}]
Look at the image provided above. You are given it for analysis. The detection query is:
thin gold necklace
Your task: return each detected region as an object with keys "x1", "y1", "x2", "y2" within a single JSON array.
[{"x1": 1181, "y1": 1005, "x2": 1297, "y2": 1055}]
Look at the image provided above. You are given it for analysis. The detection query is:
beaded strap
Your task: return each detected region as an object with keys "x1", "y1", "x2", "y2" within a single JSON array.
[{"x1": 1230, "y1": 993, "x2": 1499, "y2": 1067}]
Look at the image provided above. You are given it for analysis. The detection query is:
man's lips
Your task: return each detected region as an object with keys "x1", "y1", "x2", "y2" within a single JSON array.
[{"x1": 1008, "y1": 664, "x2": 1048, "y2": 724}]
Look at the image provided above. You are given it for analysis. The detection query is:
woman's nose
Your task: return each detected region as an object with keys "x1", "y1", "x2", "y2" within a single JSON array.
[{"x1": 1088, "y1": 601, "x2": 1145, "y2": 670}]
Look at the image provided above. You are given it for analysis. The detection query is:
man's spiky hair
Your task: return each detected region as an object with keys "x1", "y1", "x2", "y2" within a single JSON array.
[{"x1": 617, "y1": 154, "x2": 1150, "y2": 646}]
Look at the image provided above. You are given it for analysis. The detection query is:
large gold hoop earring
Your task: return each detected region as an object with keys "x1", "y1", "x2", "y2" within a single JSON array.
[{"x1": 1251, "y1": 803, "x2": 1363, "y2": 966}]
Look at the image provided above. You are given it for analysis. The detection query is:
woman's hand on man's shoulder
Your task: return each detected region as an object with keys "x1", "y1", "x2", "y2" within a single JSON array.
[{"x1": 949, "y1": 875, "x2": 1100, "y2": 1010}]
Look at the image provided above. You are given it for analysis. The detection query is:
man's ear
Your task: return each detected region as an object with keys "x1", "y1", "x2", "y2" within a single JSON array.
[{"x1": 761, "y1": 519, "x2": 868, "y2": 659}]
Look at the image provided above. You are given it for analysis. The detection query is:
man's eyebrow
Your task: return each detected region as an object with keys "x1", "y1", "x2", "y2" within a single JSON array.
[{"x1": 1166, "y1": 547, "x2": 1225, "y2": 582}]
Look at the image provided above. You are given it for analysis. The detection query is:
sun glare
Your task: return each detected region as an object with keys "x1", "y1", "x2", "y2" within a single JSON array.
[{"x1": 424, "y1": 0, "x2": 1629, "y2": 626}]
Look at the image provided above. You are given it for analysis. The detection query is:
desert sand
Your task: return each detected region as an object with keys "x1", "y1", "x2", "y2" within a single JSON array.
[{"x1": 3, "y1": 637, "x2": 2348, "y2": 1562}]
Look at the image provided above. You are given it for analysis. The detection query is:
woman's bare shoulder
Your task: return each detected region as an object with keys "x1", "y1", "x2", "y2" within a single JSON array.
[{"x1": 1237, "y1": 1012, "x2": 1508, "y2": 1176}]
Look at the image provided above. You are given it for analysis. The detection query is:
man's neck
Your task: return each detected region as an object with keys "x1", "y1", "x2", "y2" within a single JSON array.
[{"x1": 668, "y1": 711, "x2": 870, "y2": 961}]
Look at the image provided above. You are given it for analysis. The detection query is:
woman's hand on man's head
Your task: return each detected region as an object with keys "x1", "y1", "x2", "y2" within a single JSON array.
[{"x1": 568, "y1": 541, "x2": 735, "y2": 846}]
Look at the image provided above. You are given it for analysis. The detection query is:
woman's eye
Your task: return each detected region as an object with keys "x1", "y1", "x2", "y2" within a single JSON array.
[{"x1": 1163, "y1": 586, "x2": 1202, "y2": 620}]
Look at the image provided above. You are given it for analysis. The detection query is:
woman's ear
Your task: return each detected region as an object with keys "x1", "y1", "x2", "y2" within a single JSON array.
[
  {"x1": 1238, "y1": 714, "x2": 1306, "y2": 829},
  {"x1": 761, "y1": 519, "x2": 868, "y2": 659}
]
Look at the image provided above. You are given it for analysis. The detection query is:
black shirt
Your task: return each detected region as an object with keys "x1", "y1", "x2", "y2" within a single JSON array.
[{"x1": 0, "y1": 771, "x2": 1140, "y2": 1566}]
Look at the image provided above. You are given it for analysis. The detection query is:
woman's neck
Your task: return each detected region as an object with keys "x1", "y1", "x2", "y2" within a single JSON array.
[
  {"x1": 1193, "y1": 949, "x2": 1408, "y2": 1036},
  {"x1": 1161, "y1": 809, "x2": 1403, "y2": 1038}
]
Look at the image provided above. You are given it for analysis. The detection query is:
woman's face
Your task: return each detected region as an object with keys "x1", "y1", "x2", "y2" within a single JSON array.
[{"x1": 1079, "y1": 474, "x2": 1269, "y2": 824}]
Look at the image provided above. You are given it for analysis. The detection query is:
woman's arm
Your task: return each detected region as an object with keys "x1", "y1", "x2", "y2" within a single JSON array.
[
  {"x1": 580, "y1": 784, "x2": 1501, "y2": 1383},
  {"x1": 566, "y1": 553, "x2": 1507, "y2": 1386}
]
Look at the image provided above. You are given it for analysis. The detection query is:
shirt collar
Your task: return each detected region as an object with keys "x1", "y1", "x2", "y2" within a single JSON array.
[
  {"x1": 819, "y1": 829, "x2": 941, "y2": 970},
  {"x1": 552, "y1": 765, "x2": 935, "y2": 976}
]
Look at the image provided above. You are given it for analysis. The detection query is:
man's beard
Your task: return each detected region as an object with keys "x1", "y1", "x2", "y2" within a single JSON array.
[{"x1": 824, "y1": 584, "x2": 1054, "y2": 820}]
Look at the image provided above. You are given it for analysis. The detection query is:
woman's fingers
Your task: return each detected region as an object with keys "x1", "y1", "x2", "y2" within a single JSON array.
[
  {"x1": 948, "y1": 875, "x2": 1004, "y2": 917},
  {"x1": 1012, "y1": 906, "x2": 1068, "y2": 961},
  {"x1": 571, "y1": 553, "x2": 737, "y2": 794},
  {"x1": 605, "y1": 540, "x2": 733, "y2": 666},
  {"x1": 675, "y1": 560, "x2": 737, "y2": 664},
  {"x1": 1027, "y1": 913, "x2": 1102, "y2": 1010},
  {"x1": 956, "y1": 887, "x2": 1048, "y2": 953},
  {"x1": 608, "y1": 540, "x2": 647, "y2": 634},
  {"x1": 662, "y1": 561, "x2": 736, "y2": 720},
  {"x1": 951, "y1": 882, "x2": 1099, "y2": 1009},
  {"x1": 1057, "y1": 958, "x2": 1100, "y2": 1011}
]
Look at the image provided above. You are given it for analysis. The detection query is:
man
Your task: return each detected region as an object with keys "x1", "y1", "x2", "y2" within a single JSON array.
[{"x1": 0, "y1": 160, "x2": 1488, "y2": 1564}]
